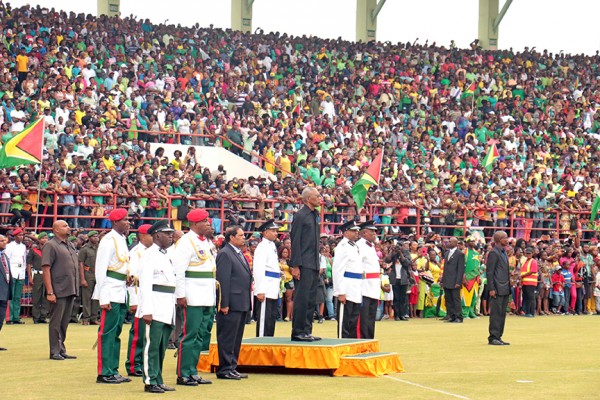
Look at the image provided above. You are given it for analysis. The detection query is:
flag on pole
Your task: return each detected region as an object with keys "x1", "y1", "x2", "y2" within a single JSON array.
[
  {"x1": 350, "y1": 150, "x2": 383, "y2": 210},
  {"x1": 482, "y1": 143, "x2": 499, "y2": 172},
  {"x1": 590, "y1": 195, "x2": 600, "y2": 223},
  {"x1": 0, "y1": 118, "x2": 44, "y2": 168}
]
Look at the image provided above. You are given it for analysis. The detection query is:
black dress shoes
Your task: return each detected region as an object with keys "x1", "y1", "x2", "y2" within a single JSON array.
[
  {"x1": 0, "y1": 347, "x2": 7, "y2": 351},
  {"x1": 60, "y1": 353, "x2": 77, "y2": 359},
  {"x1": 50, "y1": 354, "x2": 64, "y2": 360},
  {"x1": 128, "y1": 370, "x2": 143, "y2": 377},
  {"x1": 232, "y1": 370, "x2": 248, "y2": 379},
  {"x1": 176, "y1": 376, "x2": 199, "y2": 386},
  {"x1": 114, "y1": 374, "x2": 131, "y2": 383},
  {"x1": 190, "y1": 375, "x2": 212, "y2": 384},
  {"x1": 488, "y1": 339, "x2": 504, "y2": 346},
  {"x1": 309, "y1": 335, "x2": 322, "y2": 341},
  {"x1": 159, "y1": 384, "x2": 176, "y2": 392},
  {"x1": 216, "y1": 372, "x2": 241, "y2": 380},
  {"x1": 12, "y1": 320, "x2": 24, "y2": 324},
  {"x1": 500, "y1": 340, "x2": 510, "y2": 345},
  {"x1": 96, "y1": 375, "x2": 122, "y2": 384},
  {"x1": 144, "y1": 384, "x2": 165, "y2": 393},
  {"x1": 450, "y1": 319, "x2": 463, "y2": 323},
  {"x1": 291, "y1": 334, "x2": 314, "y2": 342}
]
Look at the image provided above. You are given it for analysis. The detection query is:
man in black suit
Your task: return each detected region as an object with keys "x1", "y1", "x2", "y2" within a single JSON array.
[
  {"x1": 486, "y1": 231, "x2": 511, "y2": 346},
  {"x1": 441, "y1": 237, "x2": 465, "y2": 323},
  {"x1": 0, "y1": 235, "x2": 12, "y2": 351},
  {"x1": 215, "y1": 225, "x2": 252, "y2": 380},
  {"x1": 289, "y1": 187, "x2": 322, "y2": 342}
]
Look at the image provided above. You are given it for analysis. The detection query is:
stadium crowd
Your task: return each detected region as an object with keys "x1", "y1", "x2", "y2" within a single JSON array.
[{"x1": 0, "y1": 1, "x2": 600, "y2": 335}]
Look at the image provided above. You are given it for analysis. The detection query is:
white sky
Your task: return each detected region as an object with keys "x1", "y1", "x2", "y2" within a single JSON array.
[{"x1": 8, "y1": 0, "x2": 600, "y2": 55}]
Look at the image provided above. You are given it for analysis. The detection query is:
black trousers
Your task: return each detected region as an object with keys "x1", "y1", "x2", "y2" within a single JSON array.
[
  {"x1": 291, "y1": 267, "x2": 319, "y2": 338},
  {"x1": 49, "y1": 295, "x2": 75, "y2": 356},
  {"x1": 444, "y1": 287, "x2": 462, "y2": 321},
  {"x1": 216, "y1": 310, "x2": 247, "y2": 375},
  {"x1": 488, "y1": 294, "x2": 509, "y2": 342},
  {"x1": 337, "y1": 300, "x2": 360, "y2": 338},
  {"x1": 392, "y1": 283, "x2": 409, "y2": 318},
  {"x1": 31, "y1": 273, "x2": 49, "y2": 321},
  {"x1": 0, "y1": 299, "x2": 7, "y2": 333},
  {"x1": 359, "y1": 297, "x2": 378, "y2": 339},
  {"x1": 522, "y1": 285, "x2": 536, "y2": 316},
  {"x1": 255, "y1": 297, "x2": 278, "y2": 337}
]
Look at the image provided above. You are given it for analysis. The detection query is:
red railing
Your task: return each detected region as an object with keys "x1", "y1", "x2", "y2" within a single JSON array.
[{"x1": 0, "y1": 190, "x2": 595, "y2": 240}]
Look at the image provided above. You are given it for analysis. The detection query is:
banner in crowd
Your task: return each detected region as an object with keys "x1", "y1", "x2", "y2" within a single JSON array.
[{"x1": 0, "y1": 118, "x2": 44, "y2": 168}]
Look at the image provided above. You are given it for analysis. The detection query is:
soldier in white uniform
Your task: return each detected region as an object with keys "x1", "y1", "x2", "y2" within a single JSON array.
[
  {"x1": 125, "y1": 224, "x2": 153, "y2": 377},
  {"x1": 332, "y1": 220, "x2": 362, "y2": 338},
  {"x1": 139, "y1": 220, "x2": 177, "y2": 394},
  {"x1": 357, "y1": 220, "x2": 381, "y2": 339},
  {"x1": 252, "y1": 219, "x2": 282, "y2": 337},
  {"x1": 171, "y1": 209, "x2": 214, "y2": 386},
  {"x1": 94, "y1": 208, "x2": 133, "y2": 384},
  {"x1": 5, "y1": 228, "x2": 27, "y2": 324}
]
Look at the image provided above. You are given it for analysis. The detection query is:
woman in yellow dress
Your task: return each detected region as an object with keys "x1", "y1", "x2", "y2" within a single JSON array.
[
  {"x1": 279, "y1": 247, "x2": 294, "y2": 321},
  {"x1": 263, "y1": 146, "x2": 276, "y2": 175},
  {"x1": 277, "y1": 152, "x2": 292, "y2": 178}
]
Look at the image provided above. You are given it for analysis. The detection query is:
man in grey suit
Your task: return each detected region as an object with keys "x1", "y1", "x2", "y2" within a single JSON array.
[
  {"x1": 215, "y1": 225, "x2": 252, "y2": 380},
  {"x1": 486, "y1": 231, "x2": 511, "y2": 346},
  {"x1": 0, "y1": 235, "x2": 12, "y2": 351},
  {"x1": 441, "y1": 237, "x2": 465, "y2": 323}
]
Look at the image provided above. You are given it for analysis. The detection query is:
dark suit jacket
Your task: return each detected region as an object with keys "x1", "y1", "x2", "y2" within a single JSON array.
[
  {"x1": 441, "y1": 248, "x2": 465, "y2": 289},
  {"x1": 486, "y1": 245, "x2": 510, "y2": 296},
  {"x1": 289, "y1": 205, "x2": 320, "y2": 270},
  {"x1": 216, "y1": 243, "x2": 252, "y2": 312},
  {"x1": 0, "y1": 252, "x2": 13, "y2": 302}
]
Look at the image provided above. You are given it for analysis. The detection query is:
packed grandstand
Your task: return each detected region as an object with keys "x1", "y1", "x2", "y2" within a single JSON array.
[{"x1": 0, "y1": 1, "x2": 599, "y2": 245}]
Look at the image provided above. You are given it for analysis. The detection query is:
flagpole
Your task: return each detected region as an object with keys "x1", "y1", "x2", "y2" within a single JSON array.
[{"x1": 33, "y1": 118, "x2": 45, "y2": 234}]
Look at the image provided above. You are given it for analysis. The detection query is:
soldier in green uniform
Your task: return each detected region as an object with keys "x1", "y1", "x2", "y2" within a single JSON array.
[
  {"x1": 79, "y1": 231, "x2": 99, "y2": 325},
  {"x1": 26, "y1": 232, "x2": 49, "y2": 324}
]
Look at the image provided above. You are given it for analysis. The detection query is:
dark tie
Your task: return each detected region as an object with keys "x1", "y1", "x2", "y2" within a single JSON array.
[{"x1": 1, "y1": 252, "x2": 9, "y2": 279}]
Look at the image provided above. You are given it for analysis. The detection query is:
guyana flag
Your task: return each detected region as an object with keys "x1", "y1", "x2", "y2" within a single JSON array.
[
  {"x1": 0, "y1": 118, "x2": 44, "y2": 168},
  {"x1": 590, "y1": 195, "x2": 600, "y2": 223},
  {"x1": 482, "y1": 142, "x2": 499, "y2": 172},
  {"x1": 350, "y1": 150, "x2": 383, "y2": 210}
]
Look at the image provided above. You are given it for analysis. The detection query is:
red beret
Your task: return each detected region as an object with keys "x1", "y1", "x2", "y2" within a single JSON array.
[
  {"x1": 109, "y1": 208, "x2": 129, "y2": 222},
  {"x1": 13, "y1": 228, "x2": 23, "y2": 236},
  {"x1": 138, "y1": 224, "x2": 153, "y2": 235},
  {"x1": 187, "y1": 209, "x2": 209, "y2": 223}
]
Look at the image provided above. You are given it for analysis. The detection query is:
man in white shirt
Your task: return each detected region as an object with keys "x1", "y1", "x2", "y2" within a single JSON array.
[
  {"x1": 10, "y1": 103, "x2": 27, "y2": 133},
  {"x1": 5, "y1": 229, "x2": 27, "y2": 324}
]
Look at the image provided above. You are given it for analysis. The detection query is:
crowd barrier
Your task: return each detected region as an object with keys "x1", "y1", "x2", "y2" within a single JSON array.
[{"x1": 0, "y1": 189, "x2": 595, "y2": 241}]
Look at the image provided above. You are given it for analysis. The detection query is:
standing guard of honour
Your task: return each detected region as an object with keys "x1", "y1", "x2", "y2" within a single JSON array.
[
  {"x1": 94, "y1": 208, "x2": 133, "y2": 384},
  {"x1": 252, "y1": 219, "x2": 281, "y2": 337},
  {"x1": 172, "y1": 209, "x2": 214, "y2": 386},
  {"x1": 125, "y1": 224, "x2": 153, "y2": 377},
  {"x1": 139, "y1": 220, "x2": 177, "y2": 394},
  {"x1": 357, "y1": 220, "x2": 381, "y2": 339},
  {"x1": 333, "y1": 220, "x2": 363, "y2": 338}
]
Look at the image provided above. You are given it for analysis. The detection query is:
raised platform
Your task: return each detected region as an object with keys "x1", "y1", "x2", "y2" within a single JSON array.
[{"x1": 198, "y1": 337, "x2": 404, "y2": 377}]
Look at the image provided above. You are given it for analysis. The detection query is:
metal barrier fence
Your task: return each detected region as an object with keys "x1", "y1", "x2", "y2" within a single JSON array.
[{"x1": 0, "y1": 189, "x2": 595, "y2": 241}]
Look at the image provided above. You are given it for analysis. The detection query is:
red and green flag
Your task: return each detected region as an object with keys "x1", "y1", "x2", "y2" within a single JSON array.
[
  {"x1": 0, "y1": 118, "x2": 44, "y2": 168},
  {"x1": 482, "y1": 142, "x2": 499, "y2": 172},
  {"x1": 350, "y1": 150, "x2": 383, "y2": 210}
]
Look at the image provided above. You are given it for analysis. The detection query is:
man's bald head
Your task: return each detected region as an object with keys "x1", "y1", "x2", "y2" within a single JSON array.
[
  {"x1": 52, "y1": 220, "x2": 70, "y2": 240},
  {"x1": 493, "y1": 231, "x2": 508, "y2": 245}
]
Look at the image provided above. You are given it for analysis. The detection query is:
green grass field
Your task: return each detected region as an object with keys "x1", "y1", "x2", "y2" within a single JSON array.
[{"x1": 1, "y1": 314, "x2": 599, "y2": 400}]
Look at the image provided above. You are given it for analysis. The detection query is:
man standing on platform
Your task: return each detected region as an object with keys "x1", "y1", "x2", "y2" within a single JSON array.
[
  {"x1": 357, "y1": 220, "x2": 381, "y2": 339},
  {"x1": 0, "y1": 235, "x2": 12, "y2": 351},
  {"x1": 487, "y1": 231, "x2": 511, "y2": 346},
  {"x1": 215, "y1": 225, "x2": 252, "y2": 380},
  {"x1": 94, "y1": 208, "x2": 132, "y2": 384},
  {"x1": 252, "y1": 219, "x2": 281, "y2": 337},
  {"x1": 139, "y1": 220, "x2": 177, "y2": 394},
  {"x1": 332, "y1": 220, "x2": 363, "y2": 338},
  {"x1": 441, "y1": 237, "x2": 465, "y2": 323},
  {"x1": 290, "y1": 187, "x2": 322, "y2": 342},
  {"x1": 27, "y1": 232, "x2": 49, "y2": 324},
  {"x1": 41, "y1": 220, "x2": 79, "y2": 360},
  {"x1": 79, "y1": 231, "x2": 99, "y2": 326},
  {"x1": 6, "y1": 228, "x2": 27, "y2": 324},
  {"x1": 172, "y1": 209, "x2": 214, "y2": 386},
  {"x1": 125, "y1": 224, "x2": 153, "y2": 377},
  {"x1": 461, "y1": 237, "x2": 481, "y2": 319}
]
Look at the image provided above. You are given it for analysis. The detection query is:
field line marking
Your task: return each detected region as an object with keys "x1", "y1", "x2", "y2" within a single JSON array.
[{"x1": 384, "y1": 375, "x2": 471, "y2": 400}]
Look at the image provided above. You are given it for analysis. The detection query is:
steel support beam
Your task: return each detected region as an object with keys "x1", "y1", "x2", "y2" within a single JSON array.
[
  {"x1": 478, "y1": 0, "x2": 513, "y2": 50},
  {"x1": 231, "y1": 0, "x2": 254, "y2": 33},
  {"x1": 97, "y1": 0, "x2": 121, "y2": 17},
  {"x1": 356, "y1": 0, "x2": 386, "y2": 43}
]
